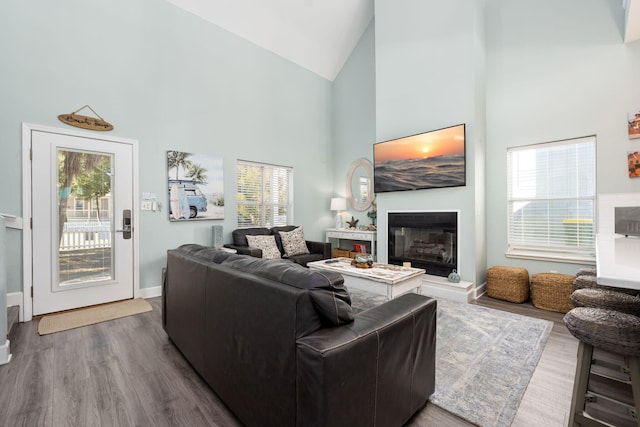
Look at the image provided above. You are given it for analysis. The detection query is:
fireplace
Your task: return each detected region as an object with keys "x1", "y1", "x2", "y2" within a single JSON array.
[{"x1": 388, "y1": 211, "x2": 458, "y2": 277}]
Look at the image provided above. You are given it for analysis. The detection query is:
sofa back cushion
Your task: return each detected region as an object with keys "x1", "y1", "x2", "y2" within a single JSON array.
[
  {"x1": 174, "y1": 244, "x2": 237, "y2": 264},
  {"x1": 232, "y1": 227, "x2": 271, "y2": 246},
  {"x1": 203, "y1": 261, "x2": 312, "y2": 427},
  {"x1": 221, "y1": 256, "x2": 353, "y2": 326}
]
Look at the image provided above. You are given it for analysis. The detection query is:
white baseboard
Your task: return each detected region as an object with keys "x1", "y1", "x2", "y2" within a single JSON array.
[
  {"x1": 475, "y1": 282, "x2": 487, "y2": 299},
  {"x1": 0, "y1": 339, "x2": 11, "y2": 365},
  {"x1": 7, "y1": 291, "x2": 22, "y2": 307},
  {"x1": 7, "y1": 292, "x2": 23, "y2": 322},
  {"x1": 140, "y1": 285, "x2": 162, "y2": 299},
  {"x1": 420, "y1": 274, "x2": 475, "y2": 303}
]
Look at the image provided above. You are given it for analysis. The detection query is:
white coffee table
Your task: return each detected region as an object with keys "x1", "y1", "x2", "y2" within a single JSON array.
[{"x1": 307, "y1": 258, "x2": 425, "y2": 300}]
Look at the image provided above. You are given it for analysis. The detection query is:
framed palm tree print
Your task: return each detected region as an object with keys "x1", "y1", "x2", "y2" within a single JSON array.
[{"x1": 167, "y1": 150, "x2": 224, "y2": 221}]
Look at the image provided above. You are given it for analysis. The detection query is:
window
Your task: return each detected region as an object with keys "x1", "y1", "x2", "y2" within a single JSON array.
[
  {"x1": 236, "y1": 160, "x2": 293, "y2": 227},
  {"x1": 507, "y1": 136, "x2": 596, "y2": 263}
]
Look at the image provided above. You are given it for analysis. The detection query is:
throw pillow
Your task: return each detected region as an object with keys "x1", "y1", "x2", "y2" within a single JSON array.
[
  {"x1": 246, "y1": 235, "x2": 282, "y2": 259},
  {"x1": 278, "y1": 226, "x2": 310, "y2": 257}
]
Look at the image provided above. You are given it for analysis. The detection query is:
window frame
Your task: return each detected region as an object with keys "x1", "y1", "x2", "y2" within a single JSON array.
[
  {"x1": 506, "y1": 135, "x2": 597, "y2": 264},
  {"x1": 236, "y1": 160, "x2": 293, "y2": 228}
]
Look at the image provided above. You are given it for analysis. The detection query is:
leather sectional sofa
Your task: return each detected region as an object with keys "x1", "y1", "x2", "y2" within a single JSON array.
[
  {"x1": 163, "y1": 244, "x2": 437, "y2": 427},
  {"x1": 223, "y1": 225, "x2": 331, "y2": 266}
]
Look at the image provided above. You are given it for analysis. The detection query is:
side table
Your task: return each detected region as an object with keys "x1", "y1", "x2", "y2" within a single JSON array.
[{"x1": 325, "y1": 228, "x2": 377, "y2": 260}]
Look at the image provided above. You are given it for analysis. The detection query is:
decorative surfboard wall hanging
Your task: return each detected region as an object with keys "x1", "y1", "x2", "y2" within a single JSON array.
[{"x1": 58, "y1": 105, "x2": 114, "y2": 131}]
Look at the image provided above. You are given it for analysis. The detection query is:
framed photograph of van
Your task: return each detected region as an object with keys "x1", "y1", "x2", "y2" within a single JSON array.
[{"x1": 167, "y1": 150, "x2": 225, "y2": 221}]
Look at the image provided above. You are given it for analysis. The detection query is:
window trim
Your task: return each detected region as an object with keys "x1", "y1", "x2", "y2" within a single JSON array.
[
  {"x1": 236, "y1": 159, "x2": 293, "y2": 228},
  {"x1": 506, "y1": 135, "x2": 596, "y2": 264}
]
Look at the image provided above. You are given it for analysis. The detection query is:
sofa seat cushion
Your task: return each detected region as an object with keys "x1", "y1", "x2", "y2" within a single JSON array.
[
  {"x1": 221, "y1": 256, "x2": 353, "y2": 326},
  {"x1": 278, "y1": 226, "x2": 310, "y2": 257},
  {"x1": 246, "y1": 235, "x2": 281, "y2": 259}
]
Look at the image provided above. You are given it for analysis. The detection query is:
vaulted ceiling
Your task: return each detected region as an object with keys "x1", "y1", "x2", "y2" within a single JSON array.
[
  {"x1": 166, "y1": 0, "x2": 639, "y2": 81},
  {"x1": 165, "y1": 0, "x2": 373, "y2": 81}
]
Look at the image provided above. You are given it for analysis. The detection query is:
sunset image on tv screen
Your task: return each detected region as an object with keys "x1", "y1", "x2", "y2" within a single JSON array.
[{"x1": 374, "y1": 124, "x2": 465, "y2": 193}]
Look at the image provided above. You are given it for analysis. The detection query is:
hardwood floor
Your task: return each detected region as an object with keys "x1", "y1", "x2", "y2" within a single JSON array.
[{"x1": 0, "y1": 296, "x2": 578, "y2": 426}]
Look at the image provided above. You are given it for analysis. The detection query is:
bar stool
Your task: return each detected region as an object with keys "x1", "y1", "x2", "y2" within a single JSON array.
[
  {"x1": 574, "y1": 274, "x2": 639, "y2": 296},
  {"x1": 571, "y1": 288, "x2": 640, "y2": 317},
  {"x1": 576, "y1": 267, "x2": 597, "y2": 277},
  {"x1": 564, "y1": 307, "x2": 640, "y2": 426}
]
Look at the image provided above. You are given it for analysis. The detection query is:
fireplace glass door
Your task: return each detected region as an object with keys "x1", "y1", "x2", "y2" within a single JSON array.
[{"x1": 388, "y1": 211, "x2": 458, "y2": 277}]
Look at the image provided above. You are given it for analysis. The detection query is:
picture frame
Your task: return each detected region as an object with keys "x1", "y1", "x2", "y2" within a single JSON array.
[
  {"x1": 629, "y1": 151, "x2": 640, "y2": 178},
  {"x1": 167, "y1": 150, "x2": 224, "y2": 221},
  {"x1": 373, "y1": 124, "x2": 466, "y2": 193},
  {"x1": 628, "y1": 110, "x2": 640, "y2": 139}
]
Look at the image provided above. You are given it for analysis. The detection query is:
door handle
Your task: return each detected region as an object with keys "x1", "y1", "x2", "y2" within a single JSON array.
[{"x1": 115, "y1": 209, "x2": 132, "y2": 239}]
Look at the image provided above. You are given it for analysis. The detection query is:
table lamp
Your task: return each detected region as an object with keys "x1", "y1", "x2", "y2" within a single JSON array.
[{"x1": 330, "y1": 197, "x2": 347, "y2": 229}]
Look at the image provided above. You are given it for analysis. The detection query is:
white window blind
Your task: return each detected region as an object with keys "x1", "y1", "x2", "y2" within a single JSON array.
[
  {"x1": 236, "y1": 160, "x2": 293, "y2": 228},
  {"x1": 507, "y1": 136, "x2": 596, "y2": 262}
]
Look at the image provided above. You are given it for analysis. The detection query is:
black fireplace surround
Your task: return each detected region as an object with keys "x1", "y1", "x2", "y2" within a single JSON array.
[{"x1": 388, "y1": 211, "x2": 457, "y2": 277}]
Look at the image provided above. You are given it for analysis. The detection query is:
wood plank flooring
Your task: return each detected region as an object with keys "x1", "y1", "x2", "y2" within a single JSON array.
[{"x1": 0, "y1": 296, "x2": 578, "y2": 426}]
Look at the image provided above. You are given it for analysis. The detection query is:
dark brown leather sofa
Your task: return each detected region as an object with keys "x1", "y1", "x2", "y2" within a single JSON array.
[
  {"x1": 163, "y1": 244, "x2": 437, "y2": 427},
  {"x1": 223, "y1": 225, "x2": 331, "y2": 266}
]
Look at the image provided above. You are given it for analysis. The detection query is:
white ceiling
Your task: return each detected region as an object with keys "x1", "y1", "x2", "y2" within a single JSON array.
[
  {"x1": 625, "y1": 0, "x2": 640, "y2": 42},
  {"x1": 165, "y1": 0, "x2": 374, "y2": 81},
  {"x1": 166, "y1": 0, "x2": 639, "y2": 82}
]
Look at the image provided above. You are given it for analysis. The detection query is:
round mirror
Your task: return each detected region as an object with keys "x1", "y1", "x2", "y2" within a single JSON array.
[{"x1": 345, "y1": 158, "x2": 374, "y2": 211}]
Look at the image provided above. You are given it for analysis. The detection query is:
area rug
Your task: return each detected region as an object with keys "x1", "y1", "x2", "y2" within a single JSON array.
[
  {"x1": 38, "y1": 298, "x2": 152, "y2": 335},
  {"x1": 348, "y1": 288, "x2": 553, "y2": 427}
]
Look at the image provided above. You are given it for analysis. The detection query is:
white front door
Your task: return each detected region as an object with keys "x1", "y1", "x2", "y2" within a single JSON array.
[{"x1": 30, "y1": 128, "x2": 135, "y2": 316}]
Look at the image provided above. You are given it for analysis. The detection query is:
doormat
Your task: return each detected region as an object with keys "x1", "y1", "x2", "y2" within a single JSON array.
[{"x1": 38, "y1": 298, "x2": 152, "y2": 335}]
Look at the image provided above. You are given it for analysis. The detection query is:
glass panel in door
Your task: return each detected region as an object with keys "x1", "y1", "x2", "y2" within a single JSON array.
[{"x1": 56, "y1": 149, "x2": 114, "y2": 288}]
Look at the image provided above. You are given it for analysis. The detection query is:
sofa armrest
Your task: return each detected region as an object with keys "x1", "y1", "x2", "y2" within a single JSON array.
[
  {"x1": 305, "y1": 240, "x2": 331, "y2": 259},
  {"x1": 295, "y1": 293, "x2": 437, "y2": 427},
  {"x1": 223, "y1": 244, "x2": 262, "y2": 258}
]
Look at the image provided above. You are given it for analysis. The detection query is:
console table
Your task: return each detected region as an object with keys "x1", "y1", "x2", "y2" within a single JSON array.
[{"x1": 325, "y1": 228, "x2": 377, "y2": 260}]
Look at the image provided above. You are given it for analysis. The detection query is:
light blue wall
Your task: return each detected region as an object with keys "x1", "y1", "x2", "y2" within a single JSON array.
[
  {"x1": 335, "y1": 0, "x2": 640, "y2": 284},
  {"x1": 485, "y1": 0, "x2": 640, "y2": 275},
  {"x1": 0, "y1": 0, "x2": 334, "y2": 293},
  {"x1": 373, "y1": 0, "x2": 487, "y2": 286},
  {"x1": 332, "y1": 22, "x2": 377, "y2": 227},
  {"x1": 3, "y1": 0, "x2": 638, "y2": 298}
]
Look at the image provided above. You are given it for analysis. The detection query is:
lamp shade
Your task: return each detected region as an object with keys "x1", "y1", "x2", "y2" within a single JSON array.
[{"x1": 330, "y1": 197, "x2": 347, "y2": 211}]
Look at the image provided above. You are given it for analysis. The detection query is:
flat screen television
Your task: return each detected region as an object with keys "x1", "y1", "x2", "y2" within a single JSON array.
[{"x1": 373, "y1": 124, "x2": 466, "y2": 193}]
